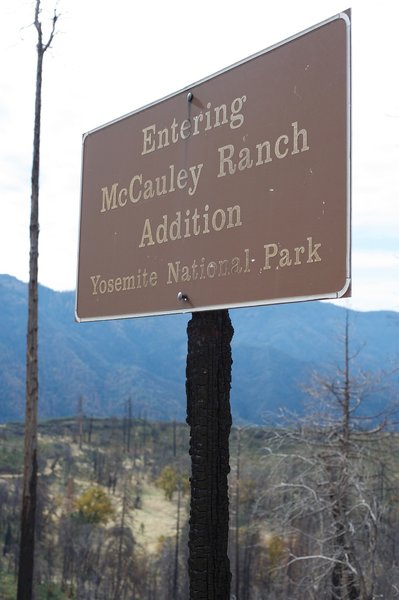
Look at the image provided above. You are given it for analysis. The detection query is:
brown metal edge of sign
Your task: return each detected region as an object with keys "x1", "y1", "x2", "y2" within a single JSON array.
[
  {"x1": 78, "y1": 11, "x2": 350, "y2": 143},
  {"x1": 76, "y1": 285, "x2": 352, "y2": 324},
  {"x1": 75, "y1": 10, "x2": 351, "y2": 323}
]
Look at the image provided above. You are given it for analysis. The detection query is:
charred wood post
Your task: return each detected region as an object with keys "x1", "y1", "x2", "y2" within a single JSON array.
[{"x1": 186, "y1": 310, "x2": 233, "y2": 599}]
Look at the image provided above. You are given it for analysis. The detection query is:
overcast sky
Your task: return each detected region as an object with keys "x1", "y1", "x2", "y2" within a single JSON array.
[{"x1": 1, "y1": 0, "x2": 398, "y2": 313}]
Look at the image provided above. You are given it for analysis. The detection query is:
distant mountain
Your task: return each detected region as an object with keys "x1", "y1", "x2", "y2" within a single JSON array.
[{"x1": 0, "y1": 274, "x2": 398, "y2": 424}]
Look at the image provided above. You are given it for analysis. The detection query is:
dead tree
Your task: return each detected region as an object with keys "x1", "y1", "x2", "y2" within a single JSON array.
[
  {"x1": 17, "y1": 2, "x2": 57, "y2": 598},
  {"x1": 260, "y1": 310, "x2": 395, "y2": 600}
]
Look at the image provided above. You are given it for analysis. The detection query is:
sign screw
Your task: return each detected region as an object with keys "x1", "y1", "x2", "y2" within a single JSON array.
[{"x1": 177, "y1": 292, "x2": 189, "y2": 302}]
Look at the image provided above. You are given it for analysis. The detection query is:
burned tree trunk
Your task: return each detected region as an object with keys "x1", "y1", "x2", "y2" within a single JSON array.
[
  {"x1": 17, "y1": 3, "x2": 57, "y2": 598},
  {"x1": 186, "y1": 310, "x2": 233, "y2": 599}
]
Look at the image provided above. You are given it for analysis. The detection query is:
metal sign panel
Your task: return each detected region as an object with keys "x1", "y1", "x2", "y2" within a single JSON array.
[{"x1": 76, "y1": 11, "x2": 351, "y2": 321}]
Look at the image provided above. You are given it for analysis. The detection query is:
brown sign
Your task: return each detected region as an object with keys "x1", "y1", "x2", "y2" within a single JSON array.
[{"x1": 76, "y1": 12, "x2": 351, "y2": 321}]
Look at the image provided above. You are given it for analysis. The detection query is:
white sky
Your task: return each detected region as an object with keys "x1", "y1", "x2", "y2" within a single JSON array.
[{"x1": 1, "y1": 0, "x2": 398, "y2": 312}]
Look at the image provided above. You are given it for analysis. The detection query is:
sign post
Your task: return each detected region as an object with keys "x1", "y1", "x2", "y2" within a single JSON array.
[
  {"x1": 77, "y1": 11, "x2": 350, "y2": 598},
  {"x1": 186, "y1": 310, "x2": 233, "y2": 598}
]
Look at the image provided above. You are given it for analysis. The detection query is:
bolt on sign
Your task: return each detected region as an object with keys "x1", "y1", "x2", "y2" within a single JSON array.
[{"x1": 76, "y1": 11, "x2": 351, "y2": 321}]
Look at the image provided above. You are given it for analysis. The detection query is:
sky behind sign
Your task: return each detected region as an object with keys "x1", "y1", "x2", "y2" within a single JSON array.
[{"x1": 1, "y1": 0, "x2": 398, "y2": 313}]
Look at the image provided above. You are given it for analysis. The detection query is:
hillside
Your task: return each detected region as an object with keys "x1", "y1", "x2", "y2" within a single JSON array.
[
  {"x1": 0, "y1": 418, "x2": 192, "y2": 598},
  {"x1": 1, "y1": 418, "x2": 399, "y2": 598},
  {"x1": 0, "y1": 274, "x2": 398, "y2": 423}
]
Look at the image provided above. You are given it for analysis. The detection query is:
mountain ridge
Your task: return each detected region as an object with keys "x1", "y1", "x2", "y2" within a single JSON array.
[{"x1": 0, "y1": 274, "x2": 397, "y2": 423}]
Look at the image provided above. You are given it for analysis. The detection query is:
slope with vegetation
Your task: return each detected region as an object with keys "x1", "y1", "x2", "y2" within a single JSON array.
[{"x1": 1, "y1": 413, "x2": 399, "y2": 599}]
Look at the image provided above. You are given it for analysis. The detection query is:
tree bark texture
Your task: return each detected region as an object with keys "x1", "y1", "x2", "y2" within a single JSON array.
[
  {"x1": 17, "y1": 44, "x2": 43, "y2": 600},
  {"x1": 186, "y1": 310, "x2": 233, "y2": 600},
  {"x1": 18, "y1": 3, "x2": 57, "y2": 597}
]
